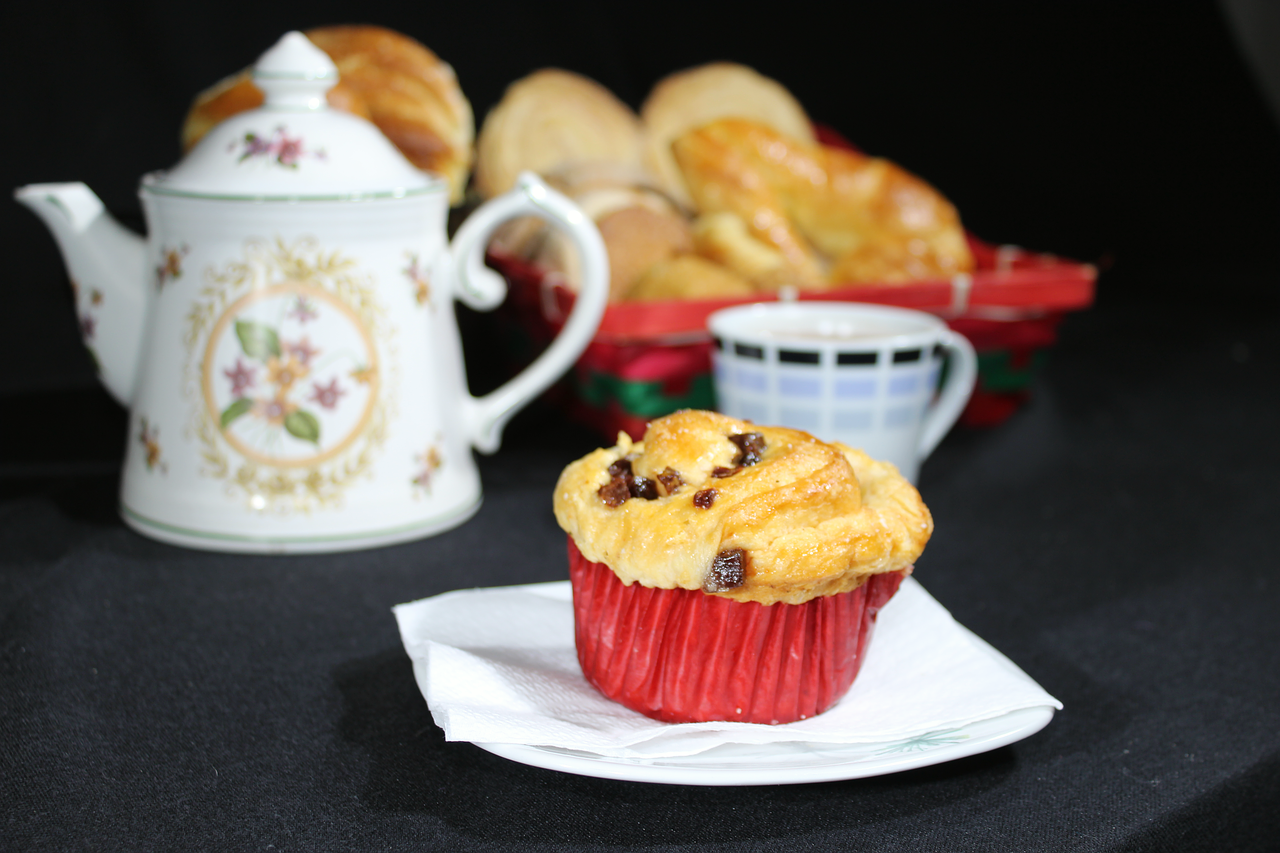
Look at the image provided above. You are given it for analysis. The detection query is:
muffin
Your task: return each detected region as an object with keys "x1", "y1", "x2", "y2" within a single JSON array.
[{"x1": 553, "y1": 410, "x2": 933, "y2": 724}]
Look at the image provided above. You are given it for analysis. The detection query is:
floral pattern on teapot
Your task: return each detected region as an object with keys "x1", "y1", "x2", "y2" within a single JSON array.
[
  {"x1": 403, "y1": 253, "x2": 432, "y2": 308},
  {"x1": 156, "y1": 244, "x2": 188, "y2": 289},
  {"x1": 411, "y1": 439, "x2": 444, "y2": 496},
  {"x1": 70, "y1": 278, "x2": 103, "y2": 374},
  {"x1": 184, "y1": 237, "x2": 394, "y2": 513},
  {"x1": 137, "y1": 416, "x2": 167, "y2": 474},
  {"x1": 231, "y1": 126, "x2": 327, "y2": 168}
]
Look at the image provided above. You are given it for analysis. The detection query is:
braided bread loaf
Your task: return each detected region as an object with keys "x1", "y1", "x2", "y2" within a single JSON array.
[
  {"x1": 640, "y1": 62, "x2": 816, "y2": 208},
  {"x1": 673, "y1": 118, "x2": 974, "y2": 288}
]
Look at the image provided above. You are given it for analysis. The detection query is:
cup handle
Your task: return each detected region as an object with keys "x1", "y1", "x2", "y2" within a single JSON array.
[
  {"x1": 447, "y1": 172, "x2": 609, "y2": 452},
  {"x1": 916, "y1": 329, "x2": 978, "y2": 464}
]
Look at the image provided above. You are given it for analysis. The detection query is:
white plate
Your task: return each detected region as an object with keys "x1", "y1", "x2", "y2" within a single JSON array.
[
  {"x1": 462, "y1": 583, "x2": 1055, "y2": 785},
  {"x1": 398, "y1": 579, "x2": 1060, "y2": 785},
  {"x1": 475, "y1": 704, "x2": 1054, "y2": 786}
]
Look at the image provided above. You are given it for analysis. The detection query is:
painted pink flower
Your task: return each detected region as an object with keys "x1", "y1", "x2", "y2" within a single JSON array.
[
  {"x1": 289, "y1": 297, "x2": 319, "y2": 324},
  {"x1": 309, "y1": 378, "x2": 345, "y2": 410},
  {"x1": 233, "y1": 127, "x2": 323, "y2": 168},
  {"x1": 80, "y1": 314, "x2": 96, "y2": 340},
  {"x1": 283, "y1": 336, "x2": 320, "y2": 366},
  {"x1": 276, "y1": 136, "x2": 304, "y2": 167},
  {"x1": 224, "y1": 358, "x2": 257, "y2": 397}
]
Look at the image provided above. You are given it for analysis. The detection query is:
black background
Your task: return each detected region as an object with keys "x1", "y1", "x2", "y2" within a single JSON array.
[
  {"x1": 5, "y1": 0, "x2": 1279, "y2": 392},
  {"x1": 3, "y1": 1, "x2": 1280, "y2": 851}
]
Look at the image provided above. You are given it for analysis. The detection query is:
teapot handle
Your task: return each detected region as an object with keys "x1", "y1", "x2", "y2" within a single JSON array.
[{"x1": 448, "y1": 172, "x2": 608, "y2": 452}]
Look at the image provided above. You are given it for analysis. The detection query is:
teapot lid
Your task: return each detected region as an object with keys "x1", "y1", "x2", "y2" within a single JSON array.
[{"x1": 144, "y1": 32, "x2": 442, "y2": 200}]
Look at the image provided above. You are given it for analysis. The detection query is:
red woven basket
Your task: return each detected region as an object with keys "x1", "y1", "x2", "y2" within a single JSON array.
[
  {"x1": 489, "y1": 235, "x2": 1094, "y2": 439},
  {"x1": 485, "y1": 125, "x2": 1094, "y2": 439}
]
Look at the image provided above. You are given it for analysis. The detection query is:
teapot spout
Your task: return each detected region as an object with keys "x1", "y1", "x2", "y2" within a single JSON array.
[{"x1": 15, "y1": 183, "x2": 148, "y2": 405}]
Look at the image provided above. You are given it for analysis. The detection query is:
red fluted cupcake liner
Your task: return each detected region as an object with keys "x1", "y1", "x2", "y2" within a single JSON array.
[{"x1": 567, "y1": 537, "x2": 905, "y2": 725}]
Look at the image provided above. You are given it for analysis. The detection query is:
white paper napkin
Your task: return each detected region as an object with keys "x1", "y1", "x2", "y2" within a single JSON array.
[{"x1": 393, "y1": 578, "x2": 1061, "y2": 759}]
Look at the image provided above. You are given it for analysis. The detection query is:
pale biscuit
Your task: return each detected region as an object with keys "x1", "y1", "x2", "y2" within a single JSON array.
[{"x1": 473, "y1": 69, "x2": 644, "y2": 199}]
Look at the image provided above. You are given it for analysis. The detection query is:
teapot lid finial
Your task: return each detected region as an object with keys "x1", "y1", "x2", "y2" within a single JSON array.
[
  {"x1": 252, "y1": 31, "x2": 339, "y2": 110},
  {"x1": 143, "y1": 30, "x2": 440, "y2": 198}
]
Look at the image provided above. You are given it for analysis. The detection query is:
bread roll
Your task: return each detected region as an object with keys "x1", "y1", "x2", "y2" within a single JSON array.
[
  {"x1": 691, "y1": 211, "x2": 816, "y2": 291},
  {"x1": 596, "y1": 207, "x2": 694, "y2": 300},
  {"x1": 640, "y1": 62, "x2": 815, "y2": 208},
  {"x1": 491, "y1": 158, "x2": 688, "y2": 298},
  {"x1": 181, "y1": 25, "x2": 474, "y2": 204},
  {"x1": 672, "y1": 118, "x2": 973, "y2": 286},
  {"x1": 626, "y1": 254, "x2": 756, "y2": 302},
  {"x1": 473, "y1": 69, "x2": 645, "y2": 199},
  {"x1": 526, "y1": 203, "x2": 694, "y2": 300},
  {"x1": 491, "y1": 163, "x2": 672, "y2": 264}
]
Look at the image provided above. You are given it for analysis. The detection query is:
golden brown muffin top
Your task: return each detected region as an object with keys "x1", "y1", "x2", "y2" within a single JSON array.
[{"x1": 553, "y1": 410, "x2": 933, "y2": 605}]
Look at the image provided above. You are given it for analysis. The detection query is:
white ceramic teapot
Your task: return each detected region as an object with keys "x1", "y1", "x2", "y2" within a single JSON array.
[{"x1": 15, "y1": 32, "x2": 608, "y2": 553}]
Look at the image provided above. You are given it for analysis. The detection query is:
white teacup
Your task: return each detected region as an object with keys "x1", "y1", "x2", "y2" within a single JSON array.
[{"x1": 708, "y1": 302, "x2": 977, "y2": 482}]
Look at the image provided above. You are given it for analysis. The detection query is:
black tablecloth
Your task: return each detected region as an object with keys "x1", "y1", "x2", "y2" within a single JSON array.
[
  {"x1": 4, "y1": 285, "x2": 1278, "y2": 851},
  {"x1": 5, "y1": 1, "x2": 1280, "y2": 849}
]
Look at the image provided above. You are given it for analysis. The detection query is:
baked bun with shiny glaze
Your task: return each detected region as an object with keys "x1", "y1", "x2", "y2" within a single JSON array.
[
  {"x1": 181, "y1": 25, "x2": 475, "y2": 204},
  {"x1": 690, "y1": 211, "x2": 813, "y2": 291},
  {"x1": 553, "y1": 410, "x2": 932, "y2": 605},
  {"x1": 640, "y1": 62, "x2": 815, "y2": 208},
  {"x1": 672, "y1": 118, "x2": 974, "y2": 286}
]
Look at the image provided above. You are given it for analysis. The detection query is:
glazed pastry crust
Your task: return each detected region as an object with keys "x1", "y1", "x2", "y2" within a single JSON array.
[
  {"x1": 640, "y1": 62, "x2": 815, "y2": 208},
  {"x1": 672, "y1": 118, "x2": 974, "y2": 286},
  {"x1": 553, "y1": 411, "x2": 932, "y2": 605},
  {"x1": 691, "y1": 211, "x2": 809, "y2": 291}
]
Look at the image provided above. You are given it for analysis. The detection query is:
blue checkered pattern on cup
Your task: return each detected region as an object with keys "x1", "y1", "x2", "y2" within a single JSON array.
[{"x1": 708, "y1": 302, "x2": 977, "y2": 483}]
